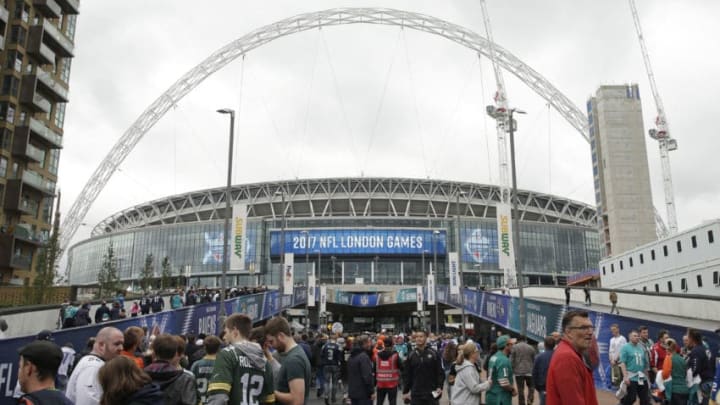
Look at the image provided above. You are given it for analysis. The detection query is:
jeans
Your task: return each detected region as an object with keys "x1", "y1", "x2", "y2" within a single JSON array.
[
  {"x1": 621, "y1": 380, "x2": 650, "y2": 405},
  {"x1": 516, "y1": 375, "x2": 534, "y2": 405},
  {"x1": 376, "y1": 387, "x2": 397, "y2": 405},
  {"x1": 352, "y1": 400, "x2": 373, "y2": 405},
  {"x1": 670, "y1": 393, "x2": 689, "y2": 405},
  {"x1": 537, "y1": 389, "x2": 546, "y2": 405},
  {"x1": 324, "y1": 365, "x2": 340, "y2": 400}
]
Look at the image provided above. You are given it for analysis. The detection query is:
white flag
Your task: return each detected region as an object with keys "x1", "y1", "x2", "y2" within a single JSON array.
[
  {"x1": 496, "y1": 202, "x2": 518, "y2": 288},
  {"x1": 308, "y1": 272, "x2": 316, "y2": 307},
  {"x1": 320, "y1": 285, "x2": 327, "y2": 314},
  {"x1": 449, "y1": 252, "x2": 460, "y2": 295},
  {"x1": 427, "y1": 273, "x2": 436, "y2": 305},
  {"x1": 283, "y1": 253, "x2": 294, "y2": 295},
  {"x1": 416, "y1": 285, "x2": 424, "y2": 312},
  {"x1": 230, "y1": 204, "x2": 248, "y2": 271}
]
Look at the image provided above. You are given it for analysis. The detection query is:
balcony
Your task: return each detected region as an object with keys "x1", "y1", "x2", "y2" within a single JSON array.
[
  {"x1": 10, "y1": 254, "x2": 32, "y2": 269},
  {"x1": 8, "y1": 170, "x2": 56, "y2": 196},
  {"x1": 29, "y1": 20, "x2": 74, "y2": 58},
  {"x1": 32, "y1": 69, "x2": 69, "y2": 102},
  {"x1": 11, "y1": 130, "x2": 45, "y2": 163},
  {"x1": 3, "y1": 177, "x2": 43, "y2": 214},
  {"x1": 55, "y1": 0, "x2": 79, "y2": 15},
  {"x1": 33, "y1": 0, "x2": 61, "y2": 19},
  {"x1": 19, "y1": 79, "x2": 52, "y2": 113},
  {"x1": 26, "y1": 29, "x2": 56, "y2": 66},
  {"x1": 15, "y1": 117, "x2": 63, "y2": 149},
  {"x1": 0, "y1": 5, "x2": 8, "y2": 24}
]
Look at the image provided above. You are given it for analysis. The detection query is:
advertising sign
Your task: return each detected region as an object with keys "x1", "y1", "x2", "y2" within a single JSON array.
[
  {"x1": 396, "y1": 288, "x2": 417, "y2": 303},
  {"x1": 448, "y1": 252, "x2": 460, "y2": 294},
  {"x1": 270, "y1": 229, "x2": 447, "y2": 256},
  {"x1": 283, "y1": 253, "x2": 294, "y2": 295},
  {"x1": 416, "y1": 286, "x2": 424, "y2": 311},
  {"x1": 482, "y1": 292, "x2": 510, "y2": 327},
  {"x1": 230, "y1": 204, "x2": 248, "y2": 271},
  {"x1": 427, "y1": 274, "x2": 436, "y2": 305},
  {"x1": 461, "y1": 227, "x2": 499, "y2": 264},
  {"x1": 496, "y1": 203, "x2": 517, "y2": 287},
  {"x1": 307, "y1": 273, "x2": 316, "y2": 307},
  {"x1": 319, "y1": 285, "x2": 327, "y2": 313},
  {"x1": 351, "y1": 293, "x2": 379, "y2": 307}
]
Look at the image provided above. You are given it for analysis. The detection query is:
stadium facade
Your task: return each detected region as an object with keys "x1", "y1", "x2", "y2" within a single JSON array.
[{"x1": 67, "y1": 178, "x2": 601, "y2": 290}]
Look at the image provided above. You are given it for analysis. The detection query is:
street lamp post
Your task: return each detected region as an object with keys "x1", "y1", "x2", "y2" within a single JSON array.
[
  {"x1": 216, "y1": 108, "x2": 235, "y2": 328},
  {"x1": 432, "y1": 230, "x2": 440, "y2": 336},
  {"x1": 331, "y1": 256, "x2": 337, "y2": 284},
  {"x1": 302, "y1": 231, "x2": 309, "y2": 329},
  {"x1": 276, "y1": 190, "x2": 286, "y2": 291},
  {"x1": 508, "y1": 108, "x2": 527, "y2": 337},
  {"x1": 455, "y1": 190, "x2": 466, "y2": 338}
]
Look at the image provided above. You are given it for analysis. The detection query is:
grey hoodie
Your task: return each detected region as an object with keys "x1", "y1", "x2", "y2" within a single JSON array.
[{"x1": 450, "y1": 360, "x2": 491, "y2": 405}]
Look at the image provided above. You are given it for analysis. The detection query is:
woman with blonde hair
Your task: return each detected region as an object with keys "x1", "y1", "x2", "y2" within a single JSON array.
[
  {"x1": 98, "y1": 356, "x2": 163, "y2": 405},
  {"x1": 661, "y1": 338, "x2": 689, "y2": 405},
  {"x1": 451, "y1": 343, "x2": 491, "y2": 405}
]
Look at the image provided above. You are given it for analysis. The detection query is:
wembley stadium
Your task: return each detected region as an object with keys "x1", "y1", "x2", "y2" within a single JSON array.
[{"x1": 67, "y1": 177, "x2": 601, "y2": 290}]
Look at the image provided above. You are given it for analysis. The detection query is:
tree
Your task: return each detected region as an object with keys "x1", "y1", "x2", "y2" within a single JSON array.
[
  {"x1": 31, "y1": 194, "x2": 63, "y2": 304},
  {"x1": 140, "y1": 253, "x2": 154, "y2": 292},
  {"x1": 161, "y1": 256, "x2": 172, "y2": 291},
  {"x1": 98, "y1": 241, "x2": 119, "y2": 299}
]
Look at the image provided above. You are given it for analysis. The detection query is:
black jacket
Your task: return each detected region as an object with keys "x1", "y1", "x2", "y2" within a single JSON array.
[
  {"x1": 347, "y1": 346, "x2": 374, "y2": 400},
  {"x1": 145, "y1": 361, "x2": 197, "y2": 405},
  {"x1": 126, "y1": 383, "x2": 165, "y2": 405},
  {"x1": 75, "y1": 306, "x2": 92, "y2": 326},
  {"x1": 19, "y1": 388, "x2": 74, "y2": 405},
  {"x1": 94, "y1": 305, "x2": 110, "y2": 323},
  {"x1": 402, "y1": 345, "x2": 444, "y2": 400}
]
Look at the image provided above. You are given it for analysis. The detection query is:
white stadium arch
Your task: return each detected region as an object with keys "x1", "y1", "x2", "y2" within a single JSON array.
[{"x1": 61, "y1": 7, "x2": 662, "y2": 250}]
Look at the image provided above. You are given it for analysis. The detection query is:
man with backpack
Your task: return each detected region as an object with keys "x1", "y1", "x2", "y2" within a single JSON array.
[{"x1": 377, "y1": 336, "x2": 402, "y2": 405}]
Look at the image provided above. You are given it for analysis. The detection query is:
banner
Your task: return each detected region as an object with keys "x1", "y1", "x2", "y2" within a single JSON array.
[
  {"x1": 496, "y1": 203, "x2": 517, "y2": 287},
  {"x1": 283, "y1": 253, "x2": 294, "y2": 295},
  {"x1": 448, "y1": 252, "x2": 460, "y2": 294},
  {"x1": 427, "y1": 273, "x2": 436, "y2": 305},
  {"x1": 351, "y1": 293, "x2": 379, "y2": 307},
  {"x1": 307, "y1": 273, "x2": 316, "y2": 307},
  {"x1": 416, "y1": 285, "x2": 424, "y2": 312},
  {"x1": 319, "y1": 285, "x2": 327, "y2": 313},
  {"x1": 230, "y1": 204, "x2": 248, "y2": 271}
]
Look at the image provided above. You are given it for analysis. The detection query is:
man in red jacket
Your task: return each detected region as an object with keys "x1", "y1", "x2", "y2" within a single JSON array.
[{"x1": 545, "y1": 310, "x2": 599, "y2": 405}]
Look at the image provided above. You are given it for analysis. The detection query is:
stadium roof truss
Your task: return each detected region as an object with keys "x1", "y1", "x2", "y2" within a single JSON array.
[{"x1": 93, "y1": 178, "x2": 598, "y2": 235}]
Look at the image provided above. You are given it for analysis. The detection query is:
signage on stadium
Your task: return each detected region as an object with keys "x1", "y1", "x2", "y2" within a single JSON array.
[{"x1": 269, "y1": 229, "x2": 447, "y2": 256}]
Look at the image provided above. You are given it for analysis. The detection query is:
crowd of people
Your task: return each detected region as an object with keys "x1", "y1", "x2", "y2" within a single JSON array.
[
  {"x1": 58, "y1": 286, "x2": 269, "y2": 329},
  {"x1": 13, "y1": 307, "x2": 720, "y2": 405}
]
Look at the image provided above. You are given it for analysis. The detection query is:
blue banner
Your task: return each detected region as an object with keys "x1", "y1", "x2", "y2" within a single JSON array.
[
  {"x1": 270, "y1": 229, "x2": 447, "y2": 256},
  {"x1": 350, "y1": 293, "x2": 379, "y2": 307},
  {"x1": 481, "y1": 293, "x2": 510, "y2": 327}
]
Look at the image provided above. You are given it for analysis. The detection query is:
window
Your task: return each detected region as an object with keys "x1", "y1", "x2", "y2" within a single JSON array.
[
  {"x1": 48, "y1": 149, "x2": 59, "y2": 175},
  {"x1": 663, "y1": 245, "x2": 668, "y2": 257},
  {"x1": 651, "y1": 249, "x2": 656, "y2": 260},
  {"x1": 667, "y1": 281, "x2": 673, "y2": 293},
  {"x1": 691, "y1": 235, "x2": 697, "y2": 248},
  {"x1": 710, "y1": 230, "x2": 715, "y2": 244},
  {"x1": 602, "y1": 266, "x2": 606, "y2": 275},
  {"x1": 654, "y1": 284, "x2": 659, "y2": 293},
  {"x1": 64, "y1": 15, "x2": 78, "y2": 40},
  {"x1": 0, "y1": 156, "x2": 7, "y2": 177},
  {"x1": 6, "y1": 51, "x2": 23, "y2": 73},
  {"x1": 680, "y1": 278, "x2": 687, "y2": 291},
  {"x1": 10, "y1": 25, "x2": 26, "y2": 46},
  {"x1": 53, "y1": 103, "x2": 66, "y2": 129},
  {"x1": 611, "y1": 263, "x2": 614, "y2": 273},
  {"x1": 0, "y1": 102, "x2": 16, "y2": 123},
  {"x1": 1, "y1": 75, "x2": 19, "y2": 96},
  {"x1": 0, "y1": 128, "x2": 11, "y2": 150},
  {"x1": 640, "y1": 253, "x2": 644, "y2": 264},
  {"x1": 714, "y1": 271, "x2": 719, "y2": 286},
  {"x1": 59, "y1": 58, "x2": 72, "y2": 84},
  {"x1": 629, "y1": 257, "x2": 634, "y2": 267},
  {"x1": 619, "y1": 260, "x2": 624, "y2": 270},
  {"x1": 643, "y1": 286, "x2": 647, "y2": 292},
  {"x1": 697, "y1": 275, "x2": 703, "y2": 288},
  {"x1": 677, "y1": 241, "x2": 682, "y2": 253}
]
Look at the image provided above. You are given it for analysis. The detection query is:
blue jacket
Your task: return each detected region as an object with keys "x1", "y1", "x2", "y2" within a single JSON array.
[{"x1": 532, "y1": 349, "x2": 554, "y2": 390}]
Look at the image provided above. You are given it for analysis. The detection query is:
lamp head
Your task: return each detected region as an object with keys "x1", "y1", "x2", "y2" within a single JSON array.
[{"x1": 216, "y1": 108, "x2": 234, "y2": 115}]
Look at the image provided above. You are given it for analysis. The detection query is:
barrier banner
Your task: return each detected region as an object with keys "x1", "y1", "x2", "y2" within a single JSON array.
[
  {"x1": 482, "y1": 292, "x2": 510, "y2": 327},
  {"x1": 262, "y1": 290, "x2": 279, "y2": 319},
  {"x1": 230, "y1": 203, "x2": 248, "y2": 271},
  {"x1": 235, "y1": 294, "x2": 262, "y2": 321},
  {"x1": 463, "y1": 289, "x2": 481, "y2": 315},
  {"x1": 283, "y1": 253, "x2": 294, "y2": 295},
  {"x1": 448, "y1": 252, "x2": 460, "y2": 294}
]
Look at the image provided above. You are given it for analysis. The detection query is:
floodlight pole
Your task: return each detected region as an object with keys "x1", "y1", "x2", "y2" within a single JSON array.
[{"x1": 216, "y1": 108, "x2": 235, "y2": 330}]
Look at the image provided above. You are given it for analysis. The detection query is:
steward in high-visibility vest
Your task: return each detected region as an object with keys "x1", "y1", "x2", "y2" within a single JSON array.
[{"x1": 376, "y1": 337, "x2": 403, "y2": 405}]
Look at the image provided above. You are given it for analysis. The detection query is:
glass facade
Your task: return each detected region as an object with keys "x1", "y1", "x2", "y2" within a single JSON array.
[{"x1": 68, "y1": 217, "x2": 601, "y2": 290}]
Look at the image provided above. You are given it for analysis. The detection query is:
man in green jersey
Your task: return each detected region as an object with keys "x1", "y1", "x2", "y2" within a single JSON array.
[
  {"x1": 486, "y1": 335, "x2": 518, "y2": 405},
  {"x1": 266, "y1": 316, "x2": 311, "y2": 405},
  {"x1": 207, "y1": 314, "x2": 275, "y2": 405},
  {"x1": 191, "y1": 335, "x2": 221, "y2": 405}
]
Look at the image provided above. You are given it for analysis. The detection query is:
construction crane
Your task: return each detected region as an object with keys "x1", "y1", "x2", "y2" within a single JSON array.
[{"x1": 628, "y1": 0, "x2": 678, "y2": 235}]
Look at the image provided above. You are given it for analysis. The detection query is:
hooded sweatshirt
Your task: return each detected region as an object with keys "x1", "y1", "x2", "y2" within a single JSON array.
[
  {"x1": 144, "y1": 360, "x2": 197, "y2": 405},
  {"x1": 451, "y1": 360, "x2": 490, "y2": 405},
  {"x1": 125, "y1": 383, "x2": 165, "y2": 405},
  {"x1": 207, "y1": 340, "x2": 274, "y2": 405},
  {"x1": 347, "y1": 346, "x2": 374, "y2": 400}
]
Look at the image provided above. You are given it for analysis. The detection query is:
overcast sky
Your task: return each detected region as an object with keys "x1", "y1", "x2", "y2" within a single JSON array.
[{"x1": 58, "y1": 0, "x2": 720, "y2": 249}]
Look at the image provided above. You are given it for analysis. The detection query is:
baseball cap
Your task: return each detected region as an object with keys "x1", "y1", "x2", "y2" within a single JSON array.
[
  {"x1": 36, "y1": 329, "x2": 53, "y2": 341},
  {"x1": 496, "y1": 335, "x2": 516, "y2": 349},
  {"x1": 18, "y1": 341, "x2": 63, "y2": 374}
]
